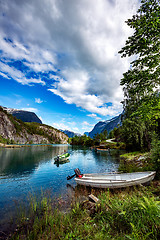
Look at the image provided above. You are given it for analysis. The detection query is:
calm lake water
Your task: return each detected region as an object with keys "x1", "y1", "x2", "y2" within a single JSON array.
[{"x1": 0, "y1": 144, "x2": 123, "y2": 231}]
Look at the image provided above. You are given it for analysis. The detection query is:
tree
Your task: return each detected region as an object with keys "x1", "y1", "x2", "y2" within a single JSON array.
[
  {"x1": 119, "y1": 0, "x2": 160, "y2": 93},
  {"x1": 101, "y1": 129, "x2": 108, "y2": 141},
  {"x1": 119, "y1": 0, "x2": 160, "y2": 150},
  {"x1": 70, "y1": 135, "x2": 94, "y2": 146},
  {"x1": 120, "y1": 0, "x2": 160, "y2": 113}
]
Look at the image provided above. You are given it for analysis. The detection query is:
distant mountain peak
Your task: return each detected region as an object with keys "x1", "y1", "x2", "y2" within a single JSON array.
[
  {"x1": 1, "y1": 106, "x2": 42, "y2": 124},
  {"x1": 88, "y1": 114, "x2": 122, "y2": 138},
  {"x1": 60, "y1": 129, "x2": 81, "y2": 138}
]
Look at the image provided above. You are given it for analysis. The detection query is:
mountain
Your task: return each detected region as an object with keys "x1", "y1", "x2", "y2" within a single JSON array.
[
  {"x1": 60, "y1": 130, "x2": 81, "y2": 138},
  {"x1": 84, "y1": 132, "x2": 89, "y2": 136},
  {"x1": 88, "y1": 114, "x2": 122, "y2": 138},
  {"x1": 2, "y1": 107, "x2": 42, "y2": 124},
  {"x1": 102, "y1": 114, "x2": 122, "y2": 133},
  {"x1": 0, "y1": 106, "x2": 68, "y2": 144}
]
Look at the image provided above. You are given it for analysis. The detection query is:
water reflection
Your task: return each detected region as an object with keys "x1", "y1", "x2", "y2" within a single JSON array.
[
  {"x1": 0, "y1": 145, "x2": 124, "y2": 232},
  {"x1": 0, "y1": 145, "x2": 69, "y2": 177}
]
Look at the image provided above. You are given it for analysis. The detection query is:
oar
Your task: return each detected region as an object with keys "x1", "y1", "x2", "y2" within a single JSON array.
[{"x1": 67, "y1": 174, "x2": 76, "y2": 180}]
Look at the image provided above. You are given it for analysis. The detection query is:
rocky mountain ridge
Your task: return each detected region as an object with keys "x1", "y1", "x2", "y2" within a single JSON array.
[
  {"x1": 2, "y1": 107, "x2": 42, "y2": 124},
  {"x1": 0, "y1": 107, "x2": 68, "y2": 144},
  {"x1": 60, "y1": 129, "x2": 81, "y2": 138},
  {"x1": 88, "y1": 114, "x2": 122, "y2": 138}
]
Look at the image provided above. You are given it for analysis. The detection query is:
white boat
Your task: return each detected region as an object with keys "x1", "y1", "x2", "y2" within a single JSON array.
[{"x1": 75, "y1": 171, "x2": 156, "y2": 188}]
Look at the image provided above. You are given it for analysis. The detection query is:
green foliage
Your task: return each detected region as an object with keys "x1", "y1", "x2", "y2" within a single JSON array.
[
  {"x1": 108, "y1": 129, "x2": 114, "y2": 139},
  {"x1": 119, "y1": 0, "x2": 160, "y2": 90},
  {"x1": 98, "y1": 189, "x2": 160, "y2": 239},
  {"x1": 120, "y1": 151, "x2": 143, "y2": 160},
  {"x1": 118, "y1": 149, "x2": 160, "y2": 175},
  {"x1": 25, "y1": 122, "x2": 64, "y2": 143},
  {"x1": 93, "y1": 130, "x2": 108, "y2": 144},
  {"x1": 119, "y1": 0, "x2": 160, "y2": 151},
  {"x1": 150, "y1": 133, "x2": 160, "y2": 178},
  {"x1": 11, "y1": 188, "x2": 160, "y2": 240},
  {"x1": 71, "y1": 135, "x2": 94, "y2": 146},
  {"x1": 108, "y1": 127, "x2": 122, "y2": 142},
  {"x1": 71, "y1": 131, "x2": 108, "y2": 147},
  {"x1": 121, "y1": 118, "x2": 151, "y2": 151},
  {"x1": 0, "y1": 135, "x2": 15, "y2": 144}
]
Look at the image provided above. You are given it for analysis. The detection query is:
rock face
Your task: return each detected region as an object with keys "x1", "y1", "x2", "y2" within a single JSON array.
[
  {"x1": 3, "y1": 107, "x2": 42, "y2": 124},
  {"x1": 89, "y1": 114, "x2": 122, "y2": 138},
  {"x1": 0, "y1": 107, "x2": 68, "y2": 144}
]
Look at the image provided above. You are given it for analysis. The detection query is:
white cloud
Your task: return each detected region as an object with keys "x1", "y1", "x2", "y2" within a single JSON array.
[
  {"x1": 52, "y1": 122, "x2": 78, "y2": 132},
  {"x1": 0, "y1": 0, "x2": 139, "y2": 115},
  {"x1": 87, "y1": 114, "x2": 101, "y2": 120},
  {"x1": 0, "y1": 71, "x2": 10, "y2": 79},
  {"x1": 22, "y1": 107, "x2": 38, "y2": 113},
  {"x1": 35, "y1": 98, "x2": 43, "y2": 104},
  {"x1": 81, "y1": 121, "x2": 94, "y2": 132},
  {"x1": 82, "y1": 121, "x2": 94, "y2": 126},
  {"x1": 0, "y1": 61, "x2": 45, "y2": 85},
  {"x1": 0, "y1": 35, "x2": 56, "y2": 85}
]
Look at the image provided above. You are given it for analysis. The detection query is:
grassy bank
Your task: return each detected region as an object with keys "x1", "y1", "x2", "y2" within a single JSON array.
[
  {"x1": 118, "y1": 151, "x2": 160, "y2": 180},
  {"x1": 118, "y1": 152, "x2": 152, "y2": 173},
  {"x1": 99, "y1": 141, "x2": 126, "y2": 150},
  {"x1": 9, "y1": 185, "x2": 160, "y2": 240}
]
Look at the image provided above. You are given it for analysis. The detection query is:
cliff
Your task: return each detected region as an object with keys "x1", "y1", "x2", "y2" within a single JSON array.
[{"x1": 0, "y1": 107, "x2": 68, "y2": 144}]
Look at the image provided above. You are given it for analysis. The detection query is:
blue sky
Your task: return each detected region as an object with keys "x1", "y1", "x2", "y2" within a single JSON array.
[{"x1": 0, "y1": 0, "x2": 139, "y2": 134}]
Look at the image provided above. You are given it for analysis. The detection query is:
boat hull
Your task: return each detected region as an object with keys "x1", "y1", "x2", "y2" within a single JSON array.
[
  {"x1": 54, "y1": 153, "x2": 70, "y2": 162},
  {"x1": 75, "y1": 171, "x2": 156, "y2": 189},
  {"x1": 96, "y1": 149, "x2": 108, "y2": 152},
  {"x1": 54, "y1": 157, "x2": 69, "y2": 163}
]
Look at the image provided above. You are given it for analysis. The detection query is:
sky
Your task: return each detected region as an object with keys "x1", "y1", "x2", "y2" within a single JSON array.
[{"x1": 0, "y1": 0, "x2": 139, "y2": 134}]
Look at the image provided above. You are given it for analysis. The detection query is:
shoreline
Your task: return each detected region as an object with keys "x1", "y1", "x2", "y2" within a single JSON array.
[
  {"x1": 0, "y1": 143, "x2": 68, "y2": 148},
  {"x1": 2, "y1": 182, "x2": 160, "y2": 240}
]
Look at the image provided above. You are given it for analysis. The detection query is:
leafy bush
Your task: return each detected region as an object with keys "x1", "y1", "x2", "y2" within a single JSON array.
[{"x1": 150, "y1": 134, "x2": 160, "y2": 178}]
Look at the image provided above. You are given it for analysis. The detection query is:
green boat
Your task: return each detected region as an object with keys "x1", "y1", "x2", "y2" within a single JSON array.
[{"x1": 54, "y1": 152, "x2": 70, "y2": 163}]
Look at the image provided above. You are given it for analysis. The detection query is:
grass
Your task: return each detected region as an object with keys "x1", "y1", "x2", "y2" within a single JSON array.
[
  {"x1": 120, "y1": 151, "x2": 145, "y2": 160},
  {"x1": 98, "y1": 141, "x2": 126, "y2": 150},
  {"x1": 118, "y1": 151, "x2": 156, "y2": 173},
  {"x1": 10, "y1": 186, "x2": 160, "y2": 240}
]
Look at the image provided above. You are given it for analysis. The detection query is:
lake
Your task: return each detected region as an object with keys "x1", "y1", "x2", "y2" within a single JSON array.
[{"x1": 0, "y1": 144, "x2": 123, "y2": 232}]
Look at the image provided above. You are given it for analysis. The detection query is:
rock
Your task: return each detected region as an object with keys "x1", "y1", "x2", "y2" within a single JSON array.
[
  {"x1": 138, "y1": 156, "x2": 146, "y2": 161},
  {"x1": 80, "y1": 200, "x2": 97, "y2": 216},
  {"x1": 0, "y1": 108, "x2": 68, "y2": 144}
]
